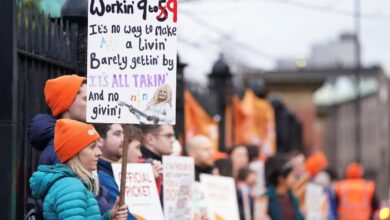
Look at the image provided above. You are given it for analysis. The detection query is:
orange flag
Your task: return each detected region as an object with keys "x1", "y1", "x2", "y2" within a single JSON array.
[
  {"x1": 184, "y1": 90, "x2": 222, "y2": 157},
  {"x1": 231, "y1": 89, "x2": 276, "y2": 157}
]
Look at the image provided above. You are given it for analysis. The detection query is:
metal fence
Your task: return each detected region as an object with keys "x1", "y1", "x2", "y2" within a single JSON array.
[{"x1": 16, "y1": 1, "x2": 79, "y2": 217}]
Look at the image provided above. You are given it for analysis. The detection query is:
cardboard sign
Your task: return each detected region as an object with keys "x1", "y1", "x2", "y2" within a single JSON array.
[
  {"x1": 87, "y1": 0, "x2": 178, "y2": 124},
  {"x1": 305, "y1": 182, "x2": 326, "y2": 220},
  {"x1": 112, "y1": 163, "x2": 164, "y2": 220},
  {"x1": 249, "y1": 161, "x2": 266, "y2": 196},
  {"x1": 253, "y1": 196, "x2": 268, "y2": 220},
  {"x1": 163, "y1": 156, "x2": 195, "y2": 220},
  {"x1": 200, "y1": 174, "x2": 240, "y2": 220}
]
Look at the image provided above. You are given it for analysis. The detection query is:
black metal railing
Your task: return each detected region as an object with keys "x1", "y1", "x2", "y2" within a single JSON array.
[{"x1": 16, "y1": 1, "x2": 79, "y2": 217}]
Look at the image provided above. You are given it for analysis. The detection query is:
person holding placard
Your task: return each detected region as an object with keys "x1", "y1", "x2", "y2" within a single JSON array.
[
  {"x1": 29, "y1": 119, "x2": 128, "y2": 220},
  {"x1": 93, "y1": 123, "x2": 137, "y2": 220},
  {"x1": 28, "y1": 74, "x2": 87, "y2": 165}
]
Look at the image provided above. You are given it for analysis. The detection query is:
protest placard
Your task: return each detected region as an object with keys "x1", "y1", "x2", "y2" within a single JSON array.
[
  {"x1": 249, "y1": 161, "x2": 266, "y2": 196},
  {"x1": 253, "y1": 196, "x2": 268, "y2": 220},
  {"x1": 200, "y1": 174, "x2": 240, "y2": 220},
  {"x1": 112, "y1": 163, "x2": 164, "y2": 220},
  {"x1": 87, "y1": 0, "x2": 178, "y2": 124},
  {"x1": 191, "y1": 182, "x2": 210, "y2": 220},
  {"x1": 305, "y1": 182, "x2": 327, "y2": 220},
  {"x1": 163, "y1": 156, "x2": 195, "y2": 220}
]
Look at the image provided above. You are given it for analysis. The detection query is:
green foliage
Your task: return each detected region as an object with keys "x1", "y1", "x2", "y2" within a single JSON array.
[
  {"x1": 17, "y1": 0, "x2": 44, "y2": 29},
  {"x1": 18, "y1": 0, "x2": 42, "y2": 14}
]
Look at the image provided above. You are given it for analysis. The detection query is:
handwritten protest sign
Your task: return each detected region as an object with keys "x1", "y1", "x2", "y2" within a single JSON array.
[
  {"x1": 200, "y1": 174, "x2": 240, "y2": 220},
  {"x1": 87, "y1": 0, "x2": 178, "y2": 124},
  {"x1": 112, "y1": 163, "x2": 164, "y2": 220},
  {"x1": 162, "y1": 156, "x2": 195, "y2": 220}
]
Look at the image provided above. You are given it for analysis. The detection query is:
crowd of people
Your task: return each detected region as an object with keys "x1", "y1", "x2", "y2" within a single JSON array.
[{"x1": 27, "y1": 74, "x2": 380, "y2": 220}]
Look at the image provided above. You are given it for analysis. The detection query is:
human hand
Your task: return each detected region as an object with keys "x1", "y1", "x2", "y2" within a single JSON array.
[
  {"x1": 109, "y1": 197, "x2": 128, "y2": 220},
  {"x1": 151, "y1": 160, "x2": 163, "y2": 178},
  {"x1": 146, "y1": 116, "x2": 160, "y2": 124}
]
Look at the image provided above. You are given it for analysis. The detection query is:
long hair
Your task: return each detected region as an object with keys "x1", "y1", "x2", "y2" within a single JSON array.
[
  {"x1": 148, "y1": 84, "x2": 172, "y2": 106},
  {"x1": 67, "y1": 155, "x2": 100, "y2": 196}
]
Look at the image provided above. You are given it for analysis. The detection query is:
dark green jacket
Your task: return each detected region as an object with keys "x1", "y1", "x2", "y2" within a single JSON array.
[{"x1": 265, "y1": 186, "x2": 304, "y2": 220}]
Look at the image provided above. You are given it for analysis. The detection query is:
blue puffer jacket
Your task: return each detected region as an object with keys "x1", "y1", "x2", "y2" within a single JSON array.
[
  {"x1": 28, "y1": 114, "x2": 60, "y2": 165},
  {"x1": 30, "y1": 164, "x2": 111, "y2": 220}
]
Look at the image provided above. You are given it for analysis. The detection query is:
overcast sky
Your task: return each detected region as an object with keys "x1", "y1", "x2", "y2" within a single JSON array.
[{"x1": 177, "y1": 0, "x2": 390, "y2": 83}]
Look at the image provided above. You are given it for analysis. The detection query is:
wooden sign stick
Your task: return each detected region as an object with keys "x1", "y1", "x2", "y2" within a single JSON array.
[{"x1": 119, "y1": 124, "x2": 130, "y2": 206}]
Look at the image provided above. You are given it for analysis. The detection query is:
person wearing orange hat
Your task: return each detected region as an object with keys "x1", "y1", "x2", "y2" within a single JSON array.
[
  {"x1": 335, "y1": 162, "x2": 379, "y2": 220},
  {"x1": 28, "y1": 74, "x2": 87, "y2": 165},
  {"x1": 291, "y1": 151, "x2": 328, "y2": 214},
  {"x1": 29, "y1": 119, "x2": 128, "y2": 220},
  {"x1": 305, "y1": 151, "x2": 328, "y2": 178}
]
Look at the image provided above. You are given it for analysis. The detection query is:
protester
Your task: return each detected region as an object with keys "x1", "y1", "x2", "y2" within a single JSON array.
[
  {"x1": 140, "y1": 125, "x2": 175, "y2": 196},
  {"x1": 288, "y1": 150, "x2": 310, "y2": 209},
  {"x1": 236, "y1": 167, "x2": 256, "y2": 220},
  {"x1": 294, "y1": 150, "x2": 328, "y2": 213},
  {"x1": 335, "y1": 162, "x2": 379, "y2": 220},
  {"x1": 29, "y1": 119, "x2": 128, "y2": 219},
  {"x1": 140, "y1": 125, "x2": 175, "y2": 162},
  {"x1": 122, "y1": 124, "x2": 163, "y2": 178},
  {"x1": 186, "y1": 135, "x2": 218, "y2": 181},
  {"x1": 246, "y1": 144, "x2": 261, "y2": 163},
  {"x1": 216, "y1": 145, "x2": 250, "y2": 178},
  {"x1": 28, "y1": 74, "x2": 87, "y2": 165},
  {"x1": 313, "y1": 171, "x2": 338, "y2": 220},
  {"x1": 288, "y1": 150, "x2": 307, "y2": 182},
  {"x1": 123, "y1": 125, "x2": 144, "y2": 163},
  {"x1": 264, "y1": 155, "x2": 304, "y2": 220},
  {"x1": 230, "y1": 145, "x2": 250, "y2": 178},
  {"x1": 93, "y1": 123, "x2": 137, "y2": 220},
  {"x1": 305, "y1": 151, "x2": 328, "y2": 179}
]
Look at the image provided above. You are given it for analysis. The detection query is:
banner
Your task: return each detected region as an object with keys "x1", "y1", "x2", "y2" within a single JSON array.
[
  {"x1": 112, "y1": 163, "x2": 164, "y2": 220},
  {"x1": 163, "y1": 156, "x2": 195, "y2": 220},
  {"x1": 232, "y1": 90, "x2": 276, "y2": 157},
  {"x1": 200, "y1": 174, "x2": 240, "y2": 220},
  {"x1": 87, "y1": 0, "x2": 178, "y2": 124}
]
